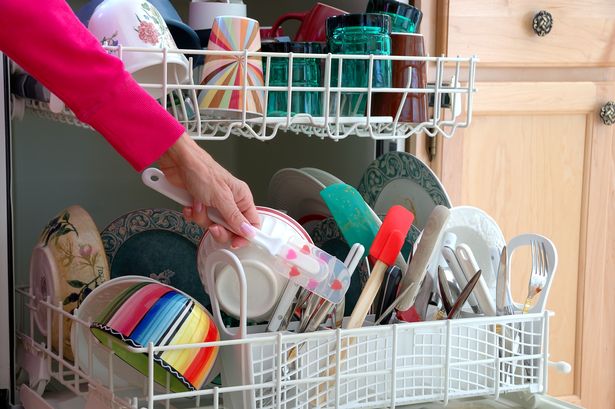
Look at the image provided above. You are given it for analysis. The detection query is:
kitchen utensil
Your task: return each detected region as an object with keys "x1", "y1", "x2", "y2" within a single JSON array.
[
  {"x1": 441, "y1": 232, "x2": 481, "y2": 313},
  {"x1": 90, "y1": 281, "x2": 220, "y2": 392},
  {"x1": 357, "y1": 151, "x2": 451, "y2": 230},
  {"x1": 261, "y1": 41, "x2": 323, "y2": 117},
  {"x1": 198, "y1": 16, "x2": 264, "y2": 119},
  {"x1": 437, "y1": 266, "x2": 453, "y2": 314},
  {"x1": 526, "y1": 241, "x2": 548, "y2": 313},
  {"x1": 455, "y1": 244, "x2": 496, "y2": 316},
  {"x1": 270, "y1": 2, "x2": 347, "y2": 43},
  {"x1": 508, "y1": 234, "x2": 557, "y2": 314},
  {"x1": 320, "y1": 183, "x2": 410, "y2": 271},
  {"x1": 101, "y1": 208, "x2": 210, "y2": 309},
  {"x1": 320, "y1": 183, "x2": 380, "y2": 253},
  {"x1": 302, "y1": 243, "x2": 364, "y2": 333},
  {"x1": 366, "y1": 0, "x2": 422, "y2": 33},
  {"x1": 267, "y1": 281, "x2": 301, "y2": 332},
  {"x1": 495, "y1": 246, "x2": 515, "y2": 316},
  {"x1": 396, "y1": 205, "x2": 450, "y2": 311},
  {"x1": 143, "y1": 168, "x2": 351, "y2": 304},
  {"x1": 345, "y1": 205, "x2": 414, "y2": 330},
  {"x1": 398, "y1": 271, "x2": 434, "y2": 322},
  {"x1": 448, "y1": 270, "x2": 482, "y2": 319},
  {"x1": 201, "y1": 206, "x2": 310, "y2": 323},
  {"x1": 87, "y1": 0, "x2": 190, "y2": 100},
  {"x1": 30, "y1": 205, "x2": 110, "y2": 361},
  {"x1": 372, "y1": 33, "x2": 427, "y2": 123},
  {"x1": 327, "y1": 13, "x2": 392, "y2": 116},
  {"x1": 374, "y1": 265, "x2": 402, "y2": 321}
]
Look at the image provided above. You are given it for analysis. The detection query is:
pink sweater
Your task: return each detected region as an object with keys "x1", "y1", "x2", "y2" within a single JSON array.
[{"x1": 0, "y1": 0, "x2": 185, "y2": 171}]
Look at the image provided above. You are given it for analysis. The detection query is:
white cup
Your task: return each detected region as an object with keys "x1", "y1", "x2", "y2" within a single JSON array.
[
  {"x1": 88, "y1": 0, "x2": 190, "y2": 100},
  {"x1": 188, "y1": 1, "x2": 247, "y2": 31}
]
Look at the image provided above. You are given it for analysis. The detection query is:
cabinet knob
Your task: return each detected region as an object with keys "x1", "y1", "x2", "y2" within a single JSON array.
[
  {"x1": 533, "y1": 10, "x2": 553, "y2": 37},
  {"x1": 600, "y1": 101, "x2": 615, "y2": 126}
]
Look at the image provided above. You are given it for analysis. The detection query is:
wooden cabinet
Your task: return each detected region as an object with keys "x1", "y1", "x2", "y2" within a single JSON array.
[
  {"x1": 444, "y1": 0, "x2": 615, "y2": 67},
  {"x1": 424, "y1": 1, "x2": 615, "y2": 407}
]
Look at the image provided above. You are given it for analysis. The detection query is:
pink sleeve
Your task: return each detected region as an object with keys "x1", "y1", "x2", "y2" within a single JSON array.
[{"x1": 0, "y1": 0, "x2": 185, "y2": 171}]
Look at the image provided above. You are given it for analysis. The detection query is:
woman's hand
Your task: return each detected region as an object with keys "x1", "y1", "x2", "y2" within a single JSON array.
[{"x1": 157, "y1": 133, "x2": 259, "y2": 247}]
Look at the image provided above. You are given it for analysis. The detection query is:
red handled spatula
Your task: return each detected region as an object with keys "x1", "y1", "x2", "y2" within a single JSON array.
[{"x1": 345, "y1": 205, "x2": 414, "y2": 329}]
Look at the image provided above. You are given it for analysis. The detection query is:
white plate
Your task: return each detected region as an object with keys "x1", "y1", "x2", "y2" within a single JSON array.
[
  {"x1": 268, "y1": 168, "x2": 330, "y2": 231},
  {"x1": 357, "y1": 152, "x2": 451, "y2": 230},
  {"x1": 440, "y1": 206, "x2": 506, "y2": 296},
  {"x1": 300, "y1": 167, "x2": 344, "y2": 187}
]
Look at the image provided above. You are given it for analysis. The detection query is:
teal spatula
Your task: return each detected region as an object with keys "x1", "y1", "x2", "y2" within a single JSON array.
[{"x1": 320, "y1": 183, "x2": 380, "y2": 254}]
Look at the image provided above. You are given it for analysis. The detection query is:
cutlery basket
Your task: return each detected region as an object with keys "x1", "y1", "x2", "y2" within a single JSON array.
[{"x1": 205, "y1": 250, "x2": 549, "y2": 409}]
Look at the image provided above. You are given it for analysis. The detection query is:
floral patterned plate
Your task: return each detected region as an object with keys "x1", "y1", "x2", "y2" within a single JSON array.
[
  {"x1": 357, "y1": 151, "x2": 452, "y2": 230},
  {"x1": 30, "y1": 205, "x2": 110, "y2": 361},
  {"x1": 100, "y1": 208, "x2": 209, "y2": 308}
]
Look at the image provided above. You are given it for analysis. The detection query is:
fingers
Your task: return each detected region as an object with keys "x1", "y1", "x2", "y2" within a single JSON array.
[{"x1": 182, "y1": 201, "x2": 211, "y2": 229}]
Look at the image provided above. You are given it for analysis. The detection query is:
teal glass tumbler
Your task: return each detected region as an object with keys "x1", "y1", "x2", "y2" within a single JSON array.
[
  {"x1": 326, "y1": 14, "x2": 392, "y2": 117},
  {"x1": 262, "y1": 42, "x2": 323, "y2": 117},
  {"x1": 366, "y1": 0, "x2": 422, "y2": 33}
]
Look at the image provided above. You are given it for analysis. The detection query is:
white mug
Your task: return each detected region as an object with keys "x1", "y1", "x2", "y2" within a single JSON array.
[
  {"x1": 188, "y1": 1, "x2": 247, "y2": 31},
  {"x1": 88, "y1": 0, "x2": 190, "y2": 99}
]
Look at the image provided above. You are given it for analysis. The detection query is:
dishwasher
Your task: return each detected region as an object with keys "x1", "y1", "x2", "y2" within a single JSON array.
[{"x1": 0, "y1": 0, "x2": 580, "y2": 408}]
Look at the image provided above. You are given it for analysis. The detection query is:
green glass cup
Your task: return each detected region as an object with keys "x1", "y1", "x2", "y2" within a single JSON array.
[
  {"x1": 262, "y1": 42, "x2": 323, "y2": 117},
  {"x1": 366, "y1": 0, "x2": 422, "y2": 33},
  {"x1": 326, "y1": 13, "x2": 392, "y2": 117}
]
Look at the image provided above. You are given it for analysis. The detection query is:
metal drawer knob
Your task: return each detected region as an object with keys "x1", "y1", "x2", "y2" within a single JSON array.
[
  {"x1": 600, "y1": 101, "x2": 615, "y2": 126},
  {"x1": 533, "y1": 10, "x2": 553, "y2": 37}
]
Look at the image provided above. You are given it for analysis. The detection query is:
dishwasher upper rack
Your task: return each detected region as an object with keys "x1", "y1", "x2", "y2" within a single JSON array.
[{"x1": 17, "y1": 46, "x2": 477, "y2": 141}]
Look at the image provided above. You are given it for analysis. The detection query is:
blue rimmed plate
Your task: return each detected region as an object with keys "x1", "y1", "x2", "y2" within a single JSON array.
[
  {"x1": 100, "y1": 208, "x2": 209, "y2": 308},
  {"x1": 357, "y1": 151, "x2": 452, "y2": 230}
]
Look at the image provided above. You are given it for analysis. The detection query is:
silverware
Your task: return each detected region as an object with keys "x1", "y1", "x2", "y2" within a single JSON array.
[
  {"x1": 495, "y1": 246, "x2": 515, "y2": 316},
  {"x1": 455, "y1": 244, "x2": 496, "y2": 316},
  {"x1": 522, "y1": 240, "x2": 548, "y2": 313},
  {"x1": 437, "y1": 266, "x2": 454, "y2": 314},
  {"x1": 448, "y1": 270, "x2": 481, "y2": 319},
  {"x1": 441, "y1": 232, "x2": 481, "y2": 314},
  {"x1": 267, "y1": 282, "x2": 301, "y2": 332},
  {"x1": 374, "y1": 265, "x2": 402, "y2": 322}
]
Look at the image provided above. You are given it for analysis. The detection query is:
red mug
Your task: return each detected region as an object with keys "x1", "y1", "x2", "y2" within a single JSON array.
[
  {"x1": 271, "y1": 2, "x2": 347, "y2": 42},
  {"x1": 372, "y1": 33, "x2": 427, "y2": 124}
]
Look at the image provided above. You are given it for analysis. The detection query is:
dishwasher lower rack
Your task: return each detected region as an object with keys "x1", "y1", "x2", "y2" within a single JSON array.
[{"x1": 15, "y1": 286, "x2": 552, "y2": 409}]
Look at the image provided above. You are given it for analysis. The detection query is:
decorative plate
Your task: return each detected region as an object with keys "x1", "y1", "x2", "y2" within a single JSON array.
[
  {"x1": 357, "y1": 151, "x2": 452, "y2": 230},
  {"x1": 441, "y1": 206, "x2": 506, "y2": 296},
  {"x1": 100, "y1": 208, "x2": 209, "y2": 308}
]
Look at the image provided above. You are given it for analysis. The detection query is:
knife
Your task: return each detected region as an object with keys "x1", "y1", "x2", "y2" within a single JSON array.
[
  {"x1": 495, "y1": 246, "x2": 509, "y2": 316},
  {"x1": 441, "y1": 232, "x2": 481, "y2": 314},
  {"x1": 437, "y1": 266, "x2": 454, "y2": 314},
  {"x1": 455, "y1": 244, "x2": 496, "y2": 316},
  {"x1": 448, "y1": 270, "x2": 482, "y2": 319},
  {"x1": 374, "y1": 265, "x2": 402, "y2": 322}
]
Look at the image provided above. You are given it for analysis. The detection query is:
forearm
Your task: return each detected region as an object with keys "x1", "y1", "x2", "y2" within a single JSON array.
[{"x1": 0, "y1": 0, "x2": 183, "y2": 171}]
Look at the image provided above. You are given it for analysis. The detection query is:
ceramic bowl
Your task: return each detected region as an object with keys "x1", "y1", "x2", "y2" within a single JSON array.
[
  {"x1": 87, "y1": 0, "x2": 190, "y2": 100},
  {"x1": 90, "y1": 281, "x2": 219, "y2": 392},
  {"x1": 30, "y1": 205, "x2": 110, "y2": 361},
  {"x1": 71, "y1": 276, "x2": 156, "y2": 389},
  {"x1": 198, "y1": 206, "x2": 312, "y2": 323}
]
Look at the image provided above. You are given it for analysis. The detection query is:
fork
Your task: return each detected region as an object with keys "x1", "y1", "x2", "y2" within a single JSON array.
[{"x1": 522, "y1": 241, "x2": 548, "y2": 313}]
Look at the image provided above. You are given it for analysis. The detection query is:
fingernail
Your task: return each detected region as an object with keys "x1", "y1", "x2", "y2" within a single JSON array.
[
  {"x1": 241, "y1": 222, "x2": 255, "y2": 237},
  {"x1": 210, "y1": 225, "x2": 220, "y2": 236},
  {"x1": 194, "y1": 202, "x2": 204, "y2": 213}
]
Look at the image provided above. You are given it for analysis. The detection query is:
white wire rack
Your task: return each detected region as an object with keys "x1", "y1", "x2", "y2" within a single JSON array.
[
  {"x1": 16, "y1": 283, "x2": 553, "y2": 409},
  {"x1": 20, "y1": 46, "x2": 477, "y2": 141}
]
